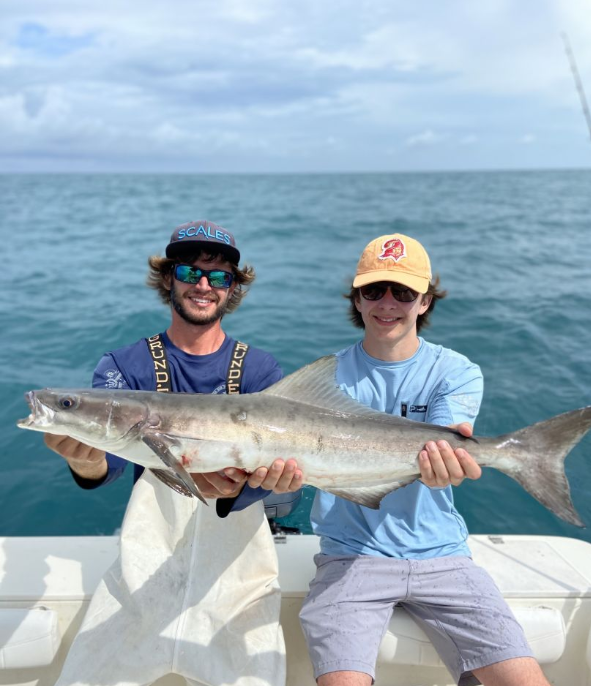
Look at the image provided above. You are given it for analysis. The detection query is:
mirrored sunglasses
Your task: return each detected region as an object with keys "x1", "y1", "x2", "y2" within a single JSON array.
[
  {"x1": 359, "y1": 282, "x2": 419, "y2": 302},
  {"x1": 174, "y1": 265, "x2": 234, "y2": 289}
]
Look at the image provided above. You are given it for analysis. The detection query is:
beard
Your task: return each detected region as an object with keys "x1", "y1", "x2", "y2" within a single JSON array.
[{"x1": 170, "y1": 284, "x2": 229, "y2": 326}]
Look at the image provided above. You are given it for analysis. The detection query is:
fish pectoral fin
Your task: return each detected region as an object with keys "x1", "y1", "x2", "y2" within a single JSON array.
[
  {"x1": 325, "y1": 477, "x2": 416, "y2": 509},
  {"x1": 141, "y1": 433, "x2": 207, "y2": 505},
  {"x1": 150, "y1": 468, "x2": 199, "y2": 499}
]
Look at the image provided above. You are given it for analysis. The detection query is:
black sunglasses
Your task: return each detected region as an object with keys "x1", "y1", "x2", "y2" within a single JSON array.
[
  {"x1": 174, "y1": 265, "x2": 234, "y2": 289},
  {"x1": 359, "y1": 282, "x2": 419, "y2": 302}
]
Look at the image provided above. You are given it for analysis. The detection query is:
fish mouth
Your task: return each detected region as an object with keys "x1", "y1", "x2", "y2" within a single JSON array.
[{"x1": 17, "y1": 391, "x2": 54, "y2": 430}]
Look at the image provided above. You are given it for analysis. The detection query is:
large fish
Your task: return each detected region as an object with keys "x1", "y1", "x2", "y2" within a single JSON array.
[{"x1": 17, "y1": 355, "x2": 591, "y2": 526}]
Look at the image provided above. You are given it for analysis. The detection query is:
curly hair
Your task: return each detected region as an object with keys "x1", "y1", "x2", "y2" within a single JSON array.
[
  {"x1": 147, "y1": 249, "x2": 255, "y2": 314},
  {"x1": 345, "y1": 276, "x2": 447, "y2": 333}
]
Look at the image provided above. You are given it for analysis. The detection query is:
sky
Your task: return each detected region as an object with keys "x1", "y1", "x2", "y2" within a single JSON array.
[{"x1": 1, "y1": 0, "x2": 591, "y2": 173}]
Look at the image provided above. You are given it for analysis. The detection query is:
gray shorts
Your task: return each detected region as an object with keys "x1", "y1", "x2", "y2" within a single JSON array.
[{"x1": 299, "y1": 554, "x2": 533, "y2": 685}]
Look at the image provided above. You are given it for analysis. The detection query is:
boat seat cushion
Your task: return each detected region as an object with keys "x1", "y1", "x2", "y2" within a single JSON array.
[
  {"x1": 378, "y1": 605, "x2": 565, "y2": 667},
  {"x1": 0, "y1": 607, "x2": 60, "y2": 669}
]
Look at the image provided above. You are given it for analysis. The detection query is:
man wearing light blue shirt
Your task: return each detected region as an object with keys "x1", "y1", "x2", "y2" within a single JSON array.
[{"x1": 299, "y1": 234, "x2": 550, "y2": 686}]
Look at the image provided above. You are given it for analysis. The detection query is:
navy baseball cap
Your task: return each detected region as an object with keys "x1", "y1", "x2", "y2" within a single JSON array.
[{"x1": 165, "y1": 220, "x2": 240, "y2": 264}]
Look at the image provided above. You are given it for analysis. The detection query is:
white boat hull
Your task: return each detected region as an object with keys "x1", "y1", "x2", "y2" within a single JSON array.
[{"x1": 1, "y1": 534, "x2": 591, "y2": 685}]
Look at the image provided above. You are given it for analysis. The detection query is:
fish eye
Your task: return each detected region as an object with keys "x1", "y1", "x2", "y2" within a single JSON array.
[{"x1": 59, "y1": 397, "x2": 78, "y2": 410}]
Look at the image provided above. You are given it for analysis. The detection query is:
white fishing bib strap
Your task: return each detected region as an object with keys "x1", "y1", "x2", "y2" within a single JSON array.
[{"x1": 56, "y1": 470, "x2": 285, "y2": 686}]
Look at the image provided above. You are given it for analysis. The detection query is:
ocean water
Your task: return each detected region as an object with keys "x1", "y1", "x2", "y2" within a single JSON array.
[{"x1": 1, "y1": 170, "x2": 590, "y2": 541}]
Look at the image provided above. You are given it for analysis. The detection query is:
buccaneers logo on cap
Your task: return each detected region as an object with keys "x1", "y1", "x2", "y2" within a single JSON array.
[{"x1": 379, "y1": 238, "x2": 406, "y2": 262}]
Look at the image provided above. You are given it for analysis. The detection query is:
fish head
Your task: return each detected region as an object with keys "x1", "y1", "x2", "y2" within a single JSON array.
[{"x1": 17, "y1": 388, "x2": 150, "y2": 448}]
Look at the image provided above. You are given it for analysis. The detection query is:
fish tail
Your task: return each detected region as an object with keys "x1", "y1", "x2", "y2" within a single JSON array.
[{"x1": 492, "y1": 406, "x2": 591, "y2": 527}]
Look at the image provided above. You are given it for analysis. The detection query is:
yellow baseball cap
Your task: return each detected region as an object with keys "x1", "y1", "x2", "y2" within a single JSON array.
[{"x1": 352, "y1": 234, "x2": 432, "y2": 294}]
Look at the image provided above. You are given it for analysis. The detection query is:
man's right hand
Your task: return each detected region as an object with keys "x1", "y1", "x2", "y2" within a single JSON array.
[{"x1": 44, "y1": 434, "x2": 108, "y2": 481}]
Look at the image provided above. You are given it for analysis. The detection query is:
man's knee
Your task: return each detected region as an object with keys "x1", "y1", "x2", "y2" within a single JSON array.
[
  {"x1": 317, "y1": 671, "x2": 372, "y2": 686},
  {"x1": 473, "y1": 656, "x2": 550, "y2": 686}
]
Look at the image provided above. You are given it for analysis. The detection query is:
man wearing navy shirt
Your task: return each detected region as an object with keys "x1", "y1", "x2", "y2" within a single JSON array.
[{"x1": 45, "y1": 221, "x2": 300, "y2": 686}]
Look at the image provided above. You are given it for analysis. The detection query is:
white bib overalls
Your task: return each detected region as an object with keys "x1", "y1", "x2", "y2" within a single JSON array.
[{"x1": 56, "y1": 470, "x2": 286, "y2": 686}]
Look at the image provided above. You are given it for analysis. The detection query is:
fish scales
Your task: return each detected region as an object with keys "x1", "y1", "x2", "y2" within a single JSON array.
[{"x1": 124, "y1": 393, "x2": 446, "y2": 483}]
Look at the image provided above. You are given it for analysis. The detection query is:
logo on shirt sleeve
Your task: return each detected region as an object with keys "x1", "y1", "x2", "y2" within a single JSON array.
[{"x1": 104, "y1": 370, "x2": 128, "y2": 389}]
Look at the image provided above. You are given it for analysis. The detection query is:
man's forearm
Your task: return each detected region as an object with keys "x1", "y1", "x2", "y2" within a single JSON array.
[{"x1": 66, "y1": 455, "x2": 109, "y2": 481}]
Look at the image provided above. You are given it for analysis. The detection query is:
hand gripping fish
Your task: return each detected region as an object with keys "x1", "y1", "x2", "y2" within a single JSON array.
[{"x1": 17, "y1": 355, "x2": 591, "y2": 527}]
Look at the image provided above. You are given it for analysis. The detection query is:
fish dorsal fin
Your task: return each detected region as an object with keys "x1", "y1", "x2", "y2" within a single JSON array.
[{"x1": 262, "y1": 355, "x2": 382, "y2": 417}]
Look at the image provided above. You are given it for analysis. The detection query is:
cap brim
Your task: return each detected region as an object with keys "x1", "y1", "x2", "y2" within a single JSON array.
[
  {"x1": 166, "y1": 241, "x2": 240, "y2": 264},
  {"x1": 353, "y1": 270, "x2": 429, "y2": 294}
]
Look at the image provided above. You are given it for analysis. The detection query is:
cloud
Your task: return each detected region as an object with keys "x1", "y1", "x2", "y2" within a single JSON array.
[
  {"x1": 405, "y1": 129, "x2": 444, "y2": 147},
  {"x1": 0, "y1": 0, "x2": 589, "y2": 171}
]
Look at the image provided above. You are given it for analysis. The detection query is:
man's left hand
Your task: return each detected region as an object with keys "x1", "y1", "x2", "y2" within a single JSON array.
[
  {"x1": 192, "y1": 470, "x2": 247, "y2": 499},
  {"x1": 244, "y1": 459, "x2": 303, "y2": 493},
  {"x1": 419, "y1": 422, "x2": 482, "y2": 488}
]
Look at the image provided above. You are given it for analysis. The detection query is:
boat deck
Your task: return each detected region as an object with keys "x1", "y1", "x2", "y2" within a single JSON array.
[{"x1": 1, "y1": 534, "x2": 591, "y2": 685}]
